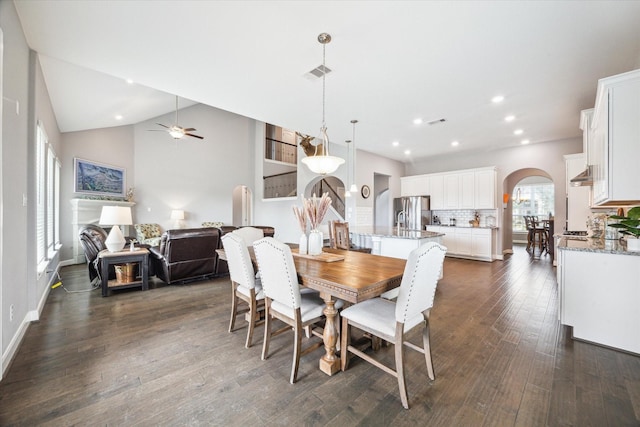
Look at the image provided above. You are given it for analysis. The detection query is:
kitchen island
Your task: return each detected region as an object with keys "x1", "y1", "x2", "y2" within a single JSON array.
[
  {"x1": 349, "y1": 226, "x2": 444, "y2": 259},
  {"x1": 557, "y1": 236, "x2": 640, "y2": 354}
]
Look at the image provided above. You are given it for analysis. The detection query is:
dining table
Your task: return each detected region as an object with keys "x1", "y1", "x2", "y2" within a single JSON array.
[{"x1": 217, "y1": 246, "x2": 407, "y2": 375}]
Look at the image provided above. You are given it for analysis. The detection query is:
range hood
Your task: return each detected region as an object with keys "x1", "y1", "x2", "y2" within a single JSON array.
[{"x1": 570, "y1": 165, "x2": 593, "y2": 187}]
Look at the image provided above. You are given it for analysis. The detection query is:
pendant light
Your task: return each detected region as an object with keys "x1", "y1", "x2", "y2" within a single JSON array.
[
  {"x1": 344, "y1": 136, "x2": 352, "y2": 197},
  {"x1": 349, "y1": 119, "x2": 358, "y2": 193},
  {"x1": 301, "y1": 33, "x2": 345, "y2": 175}
]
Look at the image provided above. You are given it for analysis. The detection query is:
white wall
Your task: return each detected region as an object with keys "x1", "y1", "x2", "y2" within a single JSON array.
[
  {"x1": 133, "y1": 103, "x2": 256, "y2": 232},
  {"x1": 60, "y1": 125, "x2": 135, "y2": 261},
  {"x1": 1, "y1": 2, "x2": 63, "y2": 376},
  {"x1": 405, "y1": 137, "x2": 583, "y2": 254}
]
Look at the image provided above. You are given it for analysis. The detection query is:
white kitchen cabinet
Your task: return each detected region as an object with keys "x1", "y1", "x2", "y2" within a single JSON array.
[
  {"x1": 591, "y1": 69, "x2": 640, "y2": 206},
  {"x1": 400, "y1": 175, "x2": 429, "y2": 196},
  {"x1": 429, "y1": 174, "x2": 445, "y2": 210},
  {"x1": 444, "y1": 174, "x2": 459, "y2": 209},
  {"x1": 427, "y1": 226, "x2": 494, "y2": 261},
  {"x1": 579, "y1": 109, "x2": 594, "y2": 166},
  {"x1": 458, "y1": 171, "x2": 475, "y2": 209},
  {"x1": 471, "y1": 228, "x2": 492, "y2": 259},
  {"x1": 558, "y1": 248, "x2": 640, "y2": 354},
  {"x1": 564, "y1": 154, "x2": 590, "y2": 231},
  {"x1": 454, "y1": 227, "x2": 472, "y2": 255},
  {"x1": 474, "y1": 168, "x2": 497, "y2": 209}
]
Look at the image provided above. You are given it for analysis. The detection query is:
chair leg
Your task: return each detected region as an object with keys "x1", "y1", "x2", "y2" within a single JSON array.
[
  {"x1": 394, "y1": 332, "x2": 409, "y2": 410},
  {"x1": 228, "y1": 283, "x2": 238, "y2": 333},
  {"x1": 261, "y1": 300, "x2": 272, "y2": 360},
  {"x1": 423, "y1": 319, "x2": 435, "y2": 381},
  {"x1": 341, "y1": 316, "x2": 350, "y2": 371},
  {"x1": 290, "y1": 318, "x2": 303, "y2": 384},
  {"x1": 245, "y1": 290, "x2": 257, "y2": 348}
]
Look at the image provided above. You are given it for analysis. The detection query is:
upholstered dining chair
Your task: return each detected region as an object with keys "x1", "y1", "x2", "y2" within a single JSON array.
[
  {"x1": 340, "y1": 241, "x2": 447, "y2": 409},
  {"x1": 232, "y1": 226, "x2": 264, "y2": 246},
  {"x1": 253, "y1": 237, "x2": 343, "y2": 384},
  {"x1": 221, "y1": 233, "x2": 265, "y2": 348}
]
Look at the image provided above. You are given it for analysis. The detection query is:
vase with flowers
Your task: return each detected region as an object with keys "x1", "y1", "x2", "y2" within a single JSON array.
[
  {"x1": 302, "y1": 192, "x2": 332, "y2": 255},
  {"x1": 293, "y1": 206, "x2": 308, "y2": 255}
]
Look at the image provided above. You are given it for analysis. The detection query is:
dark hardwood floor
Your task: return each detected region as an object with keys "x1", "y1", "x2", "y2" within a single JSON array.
[{"x1": 1, "y1": 246, "x2": 638, "y2": 426}]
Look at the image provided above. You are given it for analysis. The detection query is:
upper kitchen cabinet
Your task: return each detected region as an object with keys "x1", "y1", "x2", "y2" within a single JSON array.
[
  {"x1": 474, "y1": 168, "x2": 497, "y2": 209},
  {"x1": 400, "y1": 175, "x2": 429, "y2": 196},
  {"x1": 590, "y1": 69, "x2": 640, "y2": 206},
  {"x1": 402, "y1": 167, "x2": 496, "y2": 210},
  {"x1": 579, "y1": 109, "x2": 594, "y2": 166}
]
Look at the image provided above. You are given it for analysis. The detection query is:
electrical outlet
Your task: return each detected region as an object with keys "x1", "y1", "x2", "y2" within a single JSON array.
[{"x1": 10, "y1": 304, "x2": 14, "y2": 322}]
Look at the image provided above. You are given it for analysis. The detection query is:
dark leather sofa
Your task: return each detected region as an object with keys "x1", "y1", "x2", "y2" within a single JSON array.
[
  {"x1": 78, "y1": 224, "x2": 113, "y2": 282},
  {"x1": 149, "y1": 225, "x2": 275, "y2": 285}
]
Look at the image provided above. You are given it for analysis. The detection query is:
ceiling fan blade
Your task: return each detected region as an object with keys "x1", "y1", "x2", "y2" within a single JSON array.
[
  {"x1": 156, "y1": 123, "x2": 170, "y2": 129},
  {"x1": 185, "y1": 133, "x2": 204, "y2": 140},
  {"x1": 183, "y1": 127, "x2": 196, "y2": 132}
]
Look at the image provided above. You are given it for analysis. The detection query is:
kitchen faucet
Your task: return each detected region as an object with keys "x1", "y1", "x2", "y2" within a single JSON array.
[{"x1": 396, "y1": 210, "x2": 406, "y2": 229}]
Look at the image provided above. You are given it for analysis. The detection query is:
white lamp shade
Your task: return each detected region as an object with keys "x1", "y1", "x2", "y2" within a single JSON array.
[
  {"x1": 99, "y1": 206, "x2": 132, "y2": 252},
  {"x1": 99, "y1": 206, "x2": 133, "y2": 226},
  {"x1": 301, "y1": 155, "x2": 345, "y2": 175},
  {"x1": 349, "y1": 184, "x2": 358, "y2": 193},
  {"x1": 170, "y1": 209, "x2": 185, "y2": 220}
]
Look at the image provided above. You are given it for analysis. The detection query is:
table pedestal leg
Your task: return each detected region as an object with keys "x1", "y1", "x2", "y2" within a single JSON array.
[{"x1": 319, "y1": 297, "x2": 340, "y2": 375}]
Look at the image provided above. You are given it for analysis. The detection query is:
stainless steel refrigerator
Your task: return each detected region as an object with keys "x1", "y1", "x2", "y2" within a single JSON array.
[{"x1": 393, "y1": 196, "x2": 431, "y2": 230}]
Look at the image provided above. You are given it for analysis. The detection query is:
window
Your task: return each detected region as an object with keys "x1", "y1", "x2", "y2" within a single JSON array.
[
  {"x1": 511, "y1": 177, "x2": 554, "y2": 232},
  {"x1": 36, "y1": 121, "x2": 61, "y2": 270}
]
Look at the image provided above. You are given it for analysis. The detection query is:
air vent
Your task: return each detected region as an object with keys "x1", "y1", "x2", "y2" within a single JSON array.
[
  {"x1": 307, "y1": 64, "x2": 332, "y2": 79},
  {"x1": 427, "y1": 118, "x2": 446, "y2": 125}
]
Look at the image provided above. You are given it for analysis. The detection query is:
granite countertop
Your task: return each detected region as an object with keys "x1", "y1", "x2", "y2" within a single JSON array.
[
  {"x1": 350, "y1": 226, "x2": 444, "y2": 240},
  {"x1": 557, "y1": 236, "x2": 640, "y2": 256}
]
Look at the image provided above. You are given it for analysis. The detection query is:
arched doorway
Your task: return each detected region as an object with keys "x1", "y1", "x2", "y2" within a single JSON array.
[
  {"x1": 304, "y1": 175, "x2": 346, "y2": 220},
  {"x1": 502, "y1": 168, "x2": 554, "y2": 254}
]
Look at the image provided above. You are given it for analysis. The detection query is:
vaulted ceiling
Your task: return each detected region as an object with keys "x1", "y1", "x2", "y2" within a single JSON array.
[{"x1": 14, "y1": 1, "x2": 640, "y2": 162}]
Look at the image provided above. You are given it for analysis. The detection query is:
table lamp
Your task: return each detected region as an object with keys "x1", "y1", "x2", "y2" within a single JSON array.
[
  {"x1": 99, "y1": 206, "x2": 133, "y2": 252},
  {"x1": 170, "y1": 209, "x2": 185, "y2": 229}
]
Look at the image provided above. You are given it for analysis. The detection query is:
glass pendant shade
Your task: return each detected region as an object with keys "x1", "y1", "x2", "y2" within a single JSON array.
[
  {"x1": 301, "y1": 125, "x2": 344, "y2": 174},
  {"x1": 349, "y1": 184, "x2": 358, "y2": 193}
]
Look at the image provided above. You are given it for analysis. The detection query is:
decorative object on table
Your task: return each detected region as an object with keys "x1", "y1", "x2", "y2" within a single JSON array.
[
  {"x1": 74, "y1": 157, "x2": 126, "y2": 198},
  {"x1": 170, "y1": 209, "x2": 185, "y2": 229},
  {"x1": 293, "y1": 205, "x2": 308, "y2": 255},
  {"x1": 303, "y1": 192, "x2": 332, "y2": 255},
  {"x1": 361, "y1": 185, "x2": 370, "y2": 199},
  {"x1": 609, "y1": 206, "x2": 640, "y2": 251},
  {"x1": 114, "y1": 263, "x2": 136, "y2": 283},
  {"x1": 99, "y1": 206, "x2": 133, "y2": 252},
  {"x1": 129, "y1": 239, "x2": 137, "y2": 251},
  {"x1": 300, "y1": 33, "x2": 345, "y2": 175}
]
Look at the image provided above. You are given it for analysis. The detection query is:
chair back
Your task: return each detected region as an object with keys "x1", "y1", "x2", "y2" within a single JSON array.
[
  {"x1": 232, "y1": 226, "x2": 264, "y2": 246},
  {"x1": 78, "y1": 224, "x2": 108, "y2": 262},
  {"x1": 395, "y1": 242, "x2": 447, "y2": 324},
  {"x1": 253, "y1": 237, "x2": 301, "y2": 310},
  {"x1": 221, "y1": 233, "x2": 257, "y2": 289},
  {"x1": 523, "y1": 215, "x2": 534, "y2": 230}
]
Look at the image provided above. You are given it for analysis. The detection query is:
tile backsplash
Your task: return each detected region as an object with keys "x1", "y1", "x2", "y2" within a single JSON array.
[{"x1": 432, "y1": 209, "x2": 498, "y2": 227}]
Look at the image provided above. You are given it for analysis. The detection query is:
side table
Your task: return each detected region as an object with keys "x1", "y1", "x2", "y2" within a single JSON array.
[{"x1": 98, "y1": 248, "x2": 149, "y2": 297}]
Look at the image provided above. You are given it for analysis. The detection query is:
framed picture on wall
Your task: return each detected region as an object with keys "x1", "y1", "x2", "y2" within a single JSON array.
[{"x1": 74, "y1": 158, "x2": 126, "y2": 198}]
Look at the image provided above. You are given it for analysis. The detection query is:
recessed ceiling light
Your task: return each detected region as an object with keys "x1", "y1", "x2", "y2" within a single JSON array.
[
  {"x1": 392, "y1": 141, "x2": 400, "y2": 147},
  {"x1": 514, "y1": 129, "x2": 524, "y2": 135},
  {"x1": 491, "y1": 95, "x2": 505, "y2": 103},
  {"x1": 404, "y1": 149, "x2": 411, "y2": 155},
  {"x1": 413, "y1": 118, "x2": 423, "y2": 125},
  {"x1": 521, "y1": 139, "x2": 530, "y2": 145},
  {"x1": 125, "y1": 78, "x2": 134, "y2": 85},
  {"x1": 451, "y1": 141, "x2": 459, "y2": 147},
  {"x1": 504, "y1": 115, "x2": 515, "y2": 122},
  {"x1": 115, "y1": 114, "x2": 123, "y2": 120}
]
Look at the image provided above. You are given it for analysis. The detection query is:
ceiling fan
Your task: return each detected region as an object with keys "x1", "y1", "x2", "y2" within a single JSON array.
[{"x1": 153, "y1": 96, "x2": 203, "y2": 140}]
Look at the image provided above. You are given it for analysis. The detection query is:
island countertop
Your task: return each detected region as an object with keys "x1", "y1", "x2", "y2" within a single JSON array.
[
  {"x1": 350, "y1": 226, "x2": 444, "y2": 240},
  {"x1": 557, "y1": 236, "x2": 640, "y2": 256}
]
